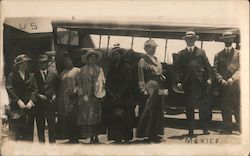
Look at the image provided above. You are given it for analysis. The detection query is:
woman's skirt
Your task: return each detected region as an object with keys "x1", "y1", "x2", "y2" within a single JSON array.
[
  {"x1": 77, "y1": 97, "x2": 103, "y2": 138},
  {"x1": 79, "y1": 124, "x2": 102, "y2": 138},
  {"x1": 136, "y1": 89, "x2": 165, "y2": 138}
]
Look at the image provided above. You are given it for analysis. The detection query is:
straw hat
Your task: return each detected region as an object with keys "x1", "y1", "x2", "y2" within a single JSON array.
[
  {"x1": 81, "y1": 49, "x2": 103, "y2": 63},
  {"x1": 14, "y1": 54, "x2": 31, "y2": 66},
  {"x1": 172, "y1": 85, "x2": 184, "y2": 94},
  {"x1": 144, "y1": 39, "x2": 158, "y2": 47},
  {"x1": 182, "y1": 31, "x2": 199, "y2": 40},
  {"x1": 220, "y1": 31, "x2": 236, "y2": 40}
]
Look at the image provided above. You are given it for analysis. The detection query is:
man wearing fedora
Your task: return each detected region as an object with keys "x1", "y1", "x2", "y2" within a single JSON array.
[
  {"x1": 34, "y1": 53, "x2": 58, "y2": 143},
  {"x1": 175, "y1": 31, "x2": 214, "y2": 136},
  {"x1": 214, "y1": 31, "x2": 240, "y2": 134}
]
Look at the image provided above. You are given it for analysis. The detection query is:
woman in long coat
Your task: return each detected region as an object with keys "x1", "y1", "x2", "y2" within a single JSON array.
[
  {"x1": 56, "y1": 52, "x2": 80, "y2": 143},
  {"x1": 76, "y1": 49, "x2": 106, "y2": 144},
  {"x1": 6, "y1": 54, "x2": 38, "y2": 141},
  {"x1": 103, "y1": 48, "x2": 135, "y2": 143},
  {"x1": 136, "y1": 40, "x2": 166, "y2": 142}
]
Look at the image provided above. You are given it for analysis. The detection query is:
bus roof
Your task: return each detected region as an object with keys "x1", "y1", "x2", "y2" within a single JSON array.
[{"x1": 52, "y1": 19, "x2": 240, "y2": 42}]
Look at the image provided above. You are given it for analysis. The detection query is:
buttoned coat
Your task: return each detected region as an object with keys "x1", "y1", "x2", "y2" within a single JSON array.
[
  {"x1": 214, "y1": 48, "x2": 240, "y2": 103},
  {"x1": 175, "y1": 47, "x2": 213, "y2": 88},
  {"x1": 34, "y1": 69, "x2": 58, "y2": 110}
]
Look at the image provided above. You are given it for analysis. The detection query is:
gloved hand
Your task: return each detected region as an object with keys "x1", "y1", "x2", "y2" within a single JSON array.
[
  {"x1": 83, "y1": 95, "x2": 89, "y2": 102},
  {"x1": 220, "y1": 79, "x2": 228, "y2": 87},
  {"x1": 177, "y1": 83, "x2": 183, "y2": 90},
  {"x1": 142, "y1": 90, "x2": 148, "y2": 96},
  {"x1": 52, "y1": 95, "x2": 56, "y2": 101},
  {"x1": 26, "y1": 100, "x2": 35, "y2": 109},
  {"x1": 227, "y1": 78, "x2": 234, "y2": 86},
  {"x1": 207, "y1": 79, "x2": 212, "y2": 85},
  {"x1": 17, "y1": 100, "x2": 26, "y2": 109}
]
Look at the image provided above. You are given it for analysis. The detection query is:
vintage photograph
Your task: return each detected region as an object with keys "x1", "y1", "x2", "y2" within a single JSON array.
[{"x1": 0, "y1": 1, "x2": 249, "y2": 156}]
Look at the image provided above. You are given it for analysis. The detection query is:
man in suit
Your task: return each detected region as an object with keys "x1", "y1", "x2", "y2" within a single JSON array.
[
  {"x1": 175, "y1": 31, "x2": 213, "y2": 136},
  {"x1": 34, "y1": 53, "x2": 57, "y2": 143},
  {"x1": 214, "y1": 31, "x2": 240, "y2": 134}
]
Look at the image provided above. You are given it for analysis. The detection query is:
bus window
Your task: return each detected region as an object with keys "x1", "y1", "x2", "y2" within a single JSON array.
[
  {"x1": 89, "y1": 35, "x2": 228, "y2": 65},
  {"x1": 56, "y1": 28, "x2": 79, "y2": 46},
  {"x1": 90, "y1": 35, "x2": 109, "y2": 49},
  {"x1": 109, "y1": 36, "x2": 133, "y2": 49},
  {"x1": 90, "y1": 35, "x2": 137, "y2": 50},
  {"x1": 69, "y1": 30, "x2": 79, "y2": 46}
]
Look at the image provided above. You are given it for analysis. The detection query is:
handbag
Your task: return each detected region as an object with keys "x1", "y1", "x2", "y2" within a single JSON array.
[{"x1": 10, "y1": 109, "x2": 25, "y2": 120}]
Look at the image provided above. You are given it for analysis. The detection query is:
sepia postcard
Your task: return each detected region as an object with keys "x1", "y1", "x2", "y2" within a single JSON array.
[{"x1": 0, "y1": 0, "x2": 249, "y2": 155}]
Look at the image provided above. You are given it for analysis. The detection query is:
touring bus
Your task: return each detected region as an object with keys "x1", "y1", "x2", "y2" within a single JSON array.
[{"x1": 51, "y1": 19, "x2": 240, "y2": 114}]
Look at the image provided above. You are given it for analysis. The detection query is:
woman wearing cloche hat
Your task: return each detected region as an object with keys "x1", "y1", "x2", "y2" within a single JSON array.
[
  {"x1": 75, "y1": 49, "x2": 105, "y2": 144},
  {"x1": 103, "y1": 46, "x2": 135, "y2": 143},
  {"x1": 6, "y1": 54, "x2": 38, "y2": 141}
]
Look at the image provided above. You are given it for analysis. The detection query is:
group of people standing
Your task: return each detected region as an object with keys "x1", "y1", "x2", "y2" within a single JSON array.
[
  {"x1": 174, "y1": 31, "x2": 240, "y2": 136},
  {"x1": 5, "y1": 30, "x2": 240, "y2": 144}
]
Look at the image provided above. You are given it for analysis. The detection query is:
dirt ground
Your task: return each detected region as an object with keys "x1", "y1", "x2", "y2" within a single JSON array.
[{"x1": 1, "y1": 109, "x2": 240, "y2": 145}]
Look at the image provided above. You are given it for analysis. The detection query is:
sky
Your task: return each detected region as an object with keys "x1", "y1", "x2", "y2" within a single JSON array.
[{"x1": 90, "y1": 34, "x2": 228, "y2": 65}]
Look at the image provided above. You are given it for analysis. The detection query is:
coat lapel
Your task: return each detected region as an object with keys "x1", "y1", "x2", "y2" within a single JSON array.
[
  {"x1": 35, "y1": 70, "x2": 45, "y2": 93},
  {"x1": 14, "y1": 71, "x2": 27, "y2": 84},
  {"x1": 143, "y1": 54, "x2": 158, "y2": 66},
  {"x1": 227, "y1": 48, "x2": 239, "y2": 74}
]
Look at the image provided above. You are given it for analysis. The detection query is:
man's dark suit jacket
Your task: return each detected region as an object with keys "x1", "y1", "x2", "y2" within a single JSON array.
[
  {"x1": 214, "y1": 48, "x2": 240, "y2": 83},
  {"x1": 175, "y1": 46, "x2": 213, "y2": 88},
  {"x1": 34, "y1": 69, "x2": 57, "y2": 110}
]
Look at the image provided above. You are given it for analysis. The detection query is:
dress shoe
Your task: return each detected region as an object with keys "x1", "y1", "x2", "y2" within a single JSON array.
[
  {"x1": 203, "y1": 130, "x2": 210, "y2": 135},
  {"x1": 188, "y1": 130, "x2": 194, "y2": 137},
  {"x1": 219, "y1": 129, "x2": 232, "y2": 134},
  {"x1": 149, "y1": 136, "x2": 162, "y2": 143}
]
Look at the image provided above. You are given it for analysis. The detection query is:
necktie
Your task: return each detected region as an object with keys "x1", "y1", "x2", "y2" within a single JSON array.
[
  {"x1": 43, "y1": 71, "x2": 47, "y2": 81},
  {"x1": 189, "y1": 48, "x2": 192, "y2": 53}
]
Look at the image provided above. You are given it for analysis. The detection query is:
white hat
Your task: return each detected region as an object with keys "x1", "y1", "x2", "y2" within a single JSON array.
[
  {"x1": 14, "y1": 54, "x2": 31, "y2": 66},
  {"x1": 220, "y1": 31, "x2": 236, "y2": 40},
  {"x1": 144, "y1": 39, "x2": 158, "y2": 47},
  {"x1": 81, "y1": 49, "x2": 103, "y2": 63},
  {"x1": 172, "y1": 85, "x2": 184, "y2": 94},
  {"x1": 182, "y1": 31, "x2": 199, "y2": 39}
]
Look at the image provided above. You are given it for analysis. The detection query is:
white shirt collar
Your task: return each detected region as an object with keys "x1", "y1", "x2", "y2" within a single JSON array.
[
  {"x1": 225, "y1": 46, "x2": 233, "y2": 52},
  {"x1": 40, "y1": 69, "x2": 48, "y2": 81},
  {"x1": 18, "y1": 71, "x2": 25, "y2": 80},
  {"x1": 39, "y1": 69, "x2": 48, "y2": 73},
  {"x1": 187, "y1": 45, "x2": 195, "y2": 51}
]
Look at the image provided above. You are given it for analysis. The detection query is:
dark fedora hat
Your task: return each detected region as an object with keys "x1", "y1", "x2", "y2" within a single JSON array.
[
  {"x1": 172, "y1": 84, "x2": 184, "y2": 94},
  {"x1": 37, "y1": 54, "x2": 49, "y2": 62}
]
